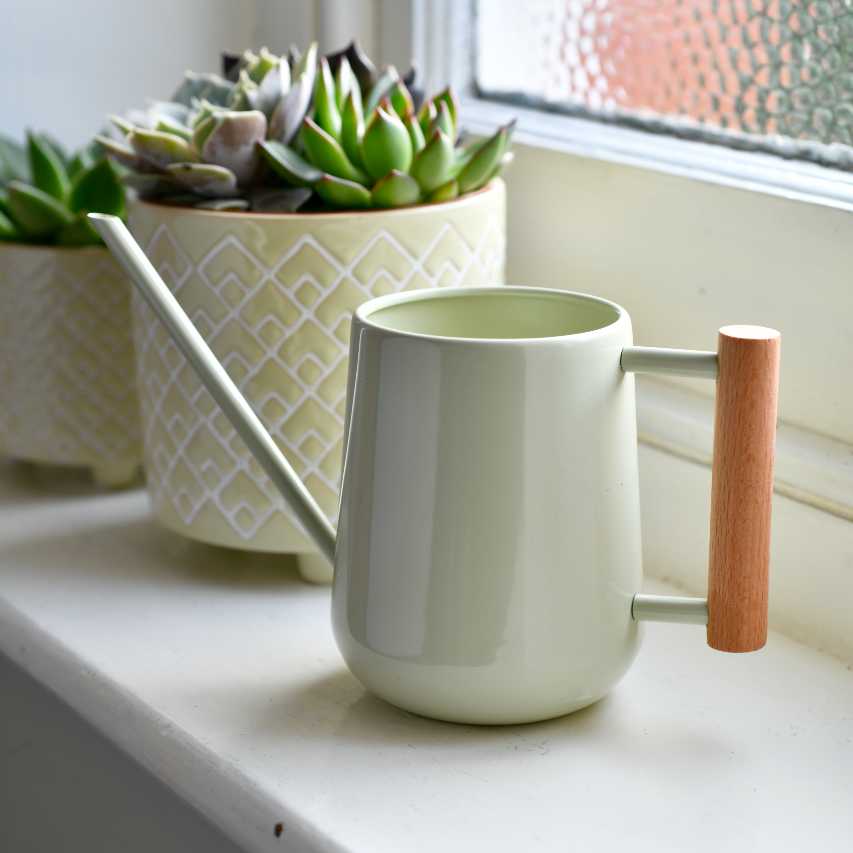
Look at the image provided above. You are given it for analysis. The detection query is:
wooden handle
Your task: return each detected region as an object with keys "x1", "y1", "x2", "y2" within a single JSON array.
[{"x1": 707, "y1": 326, "x2": 780, "y2": 652}]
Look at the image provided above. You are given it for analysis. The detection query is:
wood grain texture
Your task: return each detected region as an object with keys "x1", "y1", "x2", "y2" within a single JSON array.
[{"x1": 707, "y1": 326, "x2": 781, "y2": 652}]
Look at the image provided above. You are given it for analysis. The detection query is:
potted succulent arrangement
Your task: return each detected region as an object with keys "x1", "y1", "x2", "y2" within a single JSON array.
[
  {"x1": 0, "y1": 133, "x2": 141, "y2": 486},
  {"x1": 103, "y1": 41, "x2": 512, "y2": 582}
]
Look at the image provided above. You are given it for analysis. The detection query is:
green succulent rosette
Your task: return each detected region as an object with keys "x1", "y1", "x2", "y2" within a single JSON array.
[
  {"x1": 0, "y1": 132, "x2": 125, "y2": 245},
  {"x1": 104, "y1": 41, "x2": 514, "y2": 213}
]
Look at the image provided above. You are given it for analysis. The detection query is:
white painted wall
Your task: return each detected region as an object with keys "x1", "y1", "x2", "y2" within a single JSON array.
[
  {"x1": 1, "y1": 0, "x2": 254, "y2": 151},
  {"x1": 0, "y1": 0, "x2": 411, "y2": 152}
]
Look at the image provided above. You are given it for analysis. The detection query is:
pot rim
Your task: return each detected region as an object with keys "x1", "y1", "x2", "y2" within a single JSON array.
[{"x1": 130, "y1": 178, "x2": 503, "y2": 221}]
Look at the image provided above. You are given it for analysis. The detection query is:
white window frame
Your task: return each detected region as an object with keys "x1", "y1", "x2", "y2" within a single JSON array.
[{"x1": 410, "y1": 0, "x2": 853, "y2": 212}]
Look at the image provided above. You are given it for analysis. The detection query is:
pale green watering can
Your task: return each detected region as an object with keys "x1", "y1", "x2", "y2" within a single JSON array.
[{"x1": 92, "y1": 213, "x2": 780, "y2": 725}]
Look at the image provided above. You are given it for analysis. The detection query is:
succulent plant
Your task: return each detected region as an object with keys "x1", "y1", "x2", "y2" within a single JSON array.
[
  {"x1": 0, "y1": 132, "x2": 125, "y2": 245},
  {"x1": 104, "y1": 41, "x2": 514, "y2": 213}
]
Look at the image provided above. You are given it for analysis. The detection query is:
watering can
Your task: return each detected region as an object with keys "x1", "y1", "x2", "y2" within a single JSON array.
[{"x1": 91, "y1": 213, "x2": 780, "y2": 725}]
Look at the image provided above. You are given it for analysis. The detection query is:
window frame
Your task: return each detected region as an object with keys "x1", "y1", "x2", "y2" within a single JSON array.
[{"x1": 409, "y1": 0, "x2": 853, "y2": 213}]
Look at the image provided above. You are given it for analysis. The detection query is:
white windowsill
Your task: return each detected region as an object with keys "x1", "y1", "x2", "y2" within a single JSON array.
[
  {"x1": 462, "y1": 96, "x2": 853, "y2": 214},
  {"x1": 1, "y1": 465, "x2": 852, "y2": 852}
]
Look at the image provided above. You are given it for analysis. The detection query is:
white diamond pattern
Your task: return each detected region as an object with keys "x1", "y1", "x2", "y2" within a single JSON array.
[
  {"x1": 130, "y1": 185, "x2": 506, "y2": 550},
  {"x1": 0, "y1": 245, "x2": 141, "y2": 470}
]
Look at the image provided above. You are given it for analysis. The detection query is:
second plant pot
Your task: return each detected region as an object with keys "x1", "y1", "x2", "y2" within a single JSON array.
[
  {"x1": 128, "y1": 179, "x2": 506, "y2": 582},
  {"x1": 0, "y1": 242, "x2": 142, "y2": 486}
]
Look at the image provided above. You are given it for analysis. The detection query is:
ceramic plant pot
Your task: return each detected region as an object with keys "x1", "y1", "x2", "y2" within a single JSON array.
[
  {"x1": 0, "y1": 243, "x2": 142, "y2": 486},
  {"x1": 128, "y1": 179, "x2": 506, "y2": 583}
]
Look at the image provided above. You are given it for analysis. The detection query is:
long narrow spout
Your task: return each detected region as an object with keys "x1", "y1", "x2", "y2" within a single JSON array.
[{"x1": 88, "y1": 213, "x2": 337, "y2": 566}]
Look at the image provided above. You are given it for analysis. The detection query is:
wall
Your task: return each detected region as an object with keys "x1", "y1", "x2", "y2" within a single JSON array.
[
  {"x1": 0, "y1": 0, "x2": 411, "y2": 152},
  {"x1": 1, "y1": 0, "x2": 254, "y2": 150}
]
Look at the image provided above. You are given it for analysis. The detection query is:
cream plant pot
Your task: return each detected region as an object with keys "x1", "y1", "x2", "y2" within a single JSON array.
[
  {"x1": 128, "y1": 179, "x2": 506, "y2": 582},
  {"x1": 0, "y1": 243, "x2": 142, "y2": 486}
]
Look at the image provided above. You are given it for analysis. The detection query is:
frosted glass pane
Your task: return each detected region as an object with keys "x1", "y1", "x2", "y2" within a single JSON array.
[{"x1": 476, "y1": 0, "x2": 853, "y2": 164}]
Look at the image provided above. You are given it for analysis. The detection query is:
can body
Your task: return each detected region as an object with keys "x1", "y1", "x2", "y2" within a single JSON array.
[{"x1": 333, "y1": 287, "x2": 642, "y2": 724}]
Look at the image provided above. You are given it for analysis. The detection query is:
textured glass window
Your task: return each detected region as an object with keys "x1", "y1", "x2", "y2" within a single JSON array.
[{"x1": 475, "y1": 0, "x2": 853, "y2": 167}]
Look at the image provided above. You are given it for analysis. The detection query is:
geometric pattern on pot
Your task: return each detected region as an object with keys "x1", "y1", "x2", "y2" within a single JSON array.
[
  {"x1": 129, "y1": 180, "x2": 506, "y2": 552},
  {"x1": 0, "y1": 244, "x2": 142, "y2": 484}
]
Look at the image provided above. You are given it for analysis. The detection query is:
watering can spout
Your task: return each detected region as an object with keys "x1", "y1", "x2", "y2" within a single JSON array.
[{"x1": 88, "y1": 213, "x2": 338, "y2": 566}]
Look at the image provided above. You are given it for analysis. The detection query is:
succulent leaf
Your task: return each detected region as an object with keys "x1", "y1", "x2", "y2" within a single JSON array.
[
  {"x1": 360, "y1": 106, "x2": 412, "y2": 180},
  {"x1": 249, "y1": 186, "x2": 313, "y2": 212},
  {"x1": 269, "y1": 45, "x2": 317, "y2": 145},
  {"x1": 341, "y1": 92, "x2": 365, "y2": 170},
  {"x1": 295, "y1": 42, "x2": 318, "y2": 79},
  {"x1": 56, "y1": 213, "x2": 101, "y2": 246},
  {"x1": 326, "y1": 41, "x2": 377, "y2": 93},
  {"x1": 129, "y1": 129, "x2": 199, "y2": 169},
  {"x1": 434, "y1": 88, "x2": 459, "y2": 138},
  {"x1": 6, "y1": 180, "x2": 74, "y2": 237},
  {"x1": 229, "y1": 69, "x2": 260, "y2": 111},
  {"x1": 427, "y1": 179, "x2": 459, "y2": 203},
  {"x1": 110, "y1": 114, "x2": 134, "y2": 136},
  {"x1": 287, "y1": 45, "x2": 302, "y2": 69},
  {"x1": 67, "y1": 149, "x2": 95, "y2": 180},
  {"x1": 365, "y1": 66, "x2": 400, "y2": 116},
  {"x1": 371, "y1": 170, "x2": 420, "y2": 208},
  {"x1": 429, "y1": 101, "x2": 454, "y2": 142},
  {"x1": 314, "y1": 56, "x2": 342, "y2": 139},
  {"x1": 69, "y1": 159, "x2": 124, "y2": 216},
  {"x1": 410, "y1": 129, "x2": 454, "y2": 193},
  {"x1": 389, "y1": 81, "x2": 414, "y2": 120},
  {"x1": 192, "y1": 115, "x2": 217, "y2": 153},
  {"x1": 301, "y1": 117, "x2": 367, "y2": 184},
  {"x1": 457, "y1": 121, "x2": 514, "y2": 193},
  {"x1": 190, "y1": 100, "x2": 219, "y2": 130},
  {"x1": 39, "y1": 133, "x2": 68, "y2": 167},
  {"x1": 195, "y1": 198, "x2": 250, "y2": 211},
  {"x1": 418, "y1": 100, "x2": 437, "y2": 135},
  {"x1": 145, "y1": 101, "x2": 192, "y2": 127},
  {"x1": 255, "y1": 63, "x2": 289, "y2": 118},
  {"x1": 165, "y1": 162, "x2": 239, "y2": 197},
  {"x1": 334, "y1": 57, "x2": 358, "y2": 113},
  {"x1": 27, "y1": 132, "x2": 69, "y2": 202},
  {"x1": 258, "y1": 140, "x2": 322, "y2": 186},
  {"x1": 403, "y1": 112, "x2": 425, "y2": 154},
  {"x1": 452, "y1": 139, "x2": 480, "y2": 176},
  {"x1": 155, "y1": 116, "x2": 193, "y2": 141},
  {"x1": 402, "y1": 66, "x2": 424, "y2": 112},
  {"x1": 248, "y1": 47, "x2": 278, "y2": 84},
  {"x1": 171, "y1": 71, "x2": 234, "y2": 108},
  {"x1": 0, "y1": 135, "x2": 29, "y2": 185},
  {"x1": 314, "y1": 174, "x2": 371, "y2": 209},
  {"x1": 201, "y1": 111, "x2": 267, "y2": 185},
  {"x1": 96, "y1": 135, "x2": 147, "y2": 171},
  {"x1": 0, "y1": 209, "x2": 18, "y2": 240}
]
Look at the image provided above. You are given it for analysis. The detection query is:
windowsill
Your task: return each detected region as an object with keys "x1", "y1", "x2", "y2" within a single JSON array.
[
  {"x1": 1, "y1": 465, "x2": 853, "y2": 852},
  {"x1": 462, "y1": 95, "x2": 853, "y2": 213}
]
